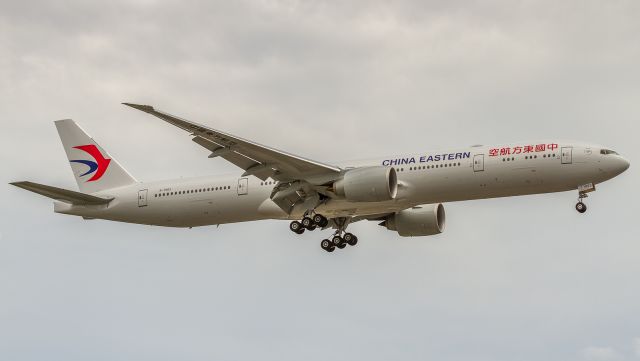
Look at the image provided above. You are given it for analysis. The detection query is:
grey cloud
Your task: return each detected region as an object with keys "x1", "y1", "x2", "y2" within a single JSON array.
[{"x1": 1, "y1": 1, "x2": 639, "y2": 361}]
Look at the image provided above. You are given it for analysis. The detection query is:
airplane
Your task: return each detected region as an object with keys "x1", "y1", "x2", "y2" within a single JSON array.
[{"x1": 11, "y1": 103, "x2": 630, "y2": 252}]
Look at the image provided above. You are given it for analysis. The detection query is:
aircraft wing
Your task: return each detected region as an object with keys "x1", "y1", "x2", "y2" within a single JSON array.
[{"x1": 123, "y1": 103, "x2": 342, "y2": 182}]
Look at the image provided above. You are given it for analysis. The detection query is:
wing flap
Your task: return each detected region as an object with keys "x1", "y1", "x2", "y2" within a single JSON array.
[{"x1": 10, "y1": 181, "x2": 113, "y2": 205}]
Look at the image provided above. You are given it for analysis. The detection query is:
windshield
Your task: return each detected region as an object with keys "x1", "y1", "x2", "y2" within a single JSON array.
[{"x1": 600, "y1": 149, "x2": 619, "y2": 155}]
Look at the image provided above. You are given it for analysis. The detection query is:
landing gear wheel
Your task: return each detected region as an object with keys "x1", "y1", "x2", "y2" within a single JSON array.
[
  {"x1": 321, "y1": 239, "x2": 335, "y2": 253},
  {"x1": 289, "y1": 221, "x2": 303, "y2": 233},
  {"x1": 332, "y1": 235, "x2": 344, "y2": 248},
  {"x1": 343, "y1": 233, "x2": 358, "y2": 246},
  {"x1": 313, "y1": 214, "x2": 329, "y2": 227},
  {"x1": 576, "y1": 202, "x2": 587, "y2": 213},
  {"x1": 301, "y1": 217, "x2": 314, "y2": 229}
]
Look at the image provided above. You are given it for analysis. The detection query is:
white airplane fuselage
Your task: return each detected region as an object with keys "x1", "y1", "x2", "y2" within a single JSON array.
[{"x1": 54, "y1": 141, "x2": 630, "y2": 228}]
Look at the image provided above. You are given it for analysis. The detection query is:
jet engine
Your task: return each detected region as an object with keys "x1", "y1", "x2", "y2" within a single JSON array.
[
  {"x1": 380, "y1": 204, "x2": 445, "y2": 237},
  {"x1": 333, "y1": 166, "x2": 398, "y2": 202}
]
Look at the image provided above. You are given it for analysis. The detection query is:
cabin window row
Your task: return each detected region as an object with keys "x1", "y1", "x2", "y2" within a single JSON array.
[
  {"x1": 260, "y1": 181, "x2": 275, "y2": 186},
  {"x1": 154, "y1": 186, "x2": 231, "y2": 198},
  {"x1": 503, "y1": 153, "x2": 557, "y2": 161},
  {"x1": 407, "y1": 162, "x2": 462, "y2": 171}
]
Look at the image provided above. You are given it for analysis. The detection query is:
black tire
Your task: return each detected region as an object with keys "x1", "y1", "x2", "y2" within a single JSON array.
[
  {"x1": 576, "y1": 202, "x2": 587, "y2": 213},
  {"x1": 301, "y1": 217, "x2": 314, "y2": 229},
  {"x1": 307, "y1": 225, "x2": 317, "y2": 231},
  {"x1": 321, "y1": 239, "x2": 331, "y2": 250},
  {"x1": 344, "y1": 233, "x2": 358, "y2": 246},
  {"x1": 326, "y1": 245, "x2": 335, "y2": 253},
  {"x1": 313, "y1": 214, "x2": 328, "y2": 227},
  {"x1": 337, "y1": 242, "x2": 346, "y2": 249},
  {"x1": 332, "y1": 235, "x2": 343, "y2": 247},
  {"x1": 295, "y1": 228, "x2": 305, "y2": 234},
  {"x1": 289, "y1": 221, "x2": 302, "y2": 233}
]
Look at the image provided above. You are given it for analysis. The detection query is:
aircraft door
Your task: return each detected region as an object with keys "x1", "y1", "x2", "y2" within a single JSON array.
[
  {"x1": 561, "y1": 147, "x2": 573, "y2": 164},
  {"x1": 237, "y1": 178, "x2": 248, "y2": 195},
  {"x1": 138, "y1": 189, "x2": 148, "y2": 207},
  {"x1": 473, "y1": 154, "x2": 484, "y2": 172}
]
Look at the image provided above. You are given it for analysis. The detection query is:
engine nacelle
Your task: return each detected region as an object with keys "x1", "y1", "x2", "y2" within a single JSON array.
[
  {"x1": 381, "y1": 204, "x2": 446, "y2": 237},
  {"x1": 334, "y1": 166, "x2": 398, "y2": 202}
]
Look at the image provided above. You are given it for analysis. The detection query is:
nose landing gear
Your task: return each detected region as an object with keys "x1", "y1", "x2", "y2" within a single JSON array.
[{"x1": 575, "y1": 183, "x2": 596, "y2": 214}]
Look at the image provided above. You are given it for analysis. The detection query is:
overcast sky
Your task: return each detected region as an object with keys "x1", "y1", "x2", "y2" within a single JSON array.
[{"x1": 1, "y1": 1, "x2": 639, "y2": 360}]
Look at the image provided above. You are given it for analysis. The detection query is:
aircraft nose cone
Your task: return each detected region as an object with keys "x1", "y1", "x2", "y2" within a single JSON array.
[
  {"x1": 613, "y1": 156, "x2": 630, "y2": 175},
  {"x1": 621, "y1": 157, "x2": 630, "y2": 172}
]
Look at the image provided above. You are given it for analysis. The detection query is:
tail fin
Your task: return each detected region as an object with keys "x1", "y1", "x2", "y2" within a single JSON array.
[{"x1": 55, "y1": 119, "x2": 137, "y2": 193}]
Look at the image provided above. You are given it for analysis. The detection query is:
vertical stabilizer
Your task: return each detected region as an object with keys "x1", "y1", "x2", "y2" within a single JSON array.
[{"x1": 55, "y1": 119, "x2": 137, "y2": 193}]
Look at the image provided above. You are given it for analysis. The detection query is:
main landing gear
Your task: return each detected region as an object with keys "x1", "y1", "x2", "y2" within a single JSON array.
[
  {"x1": 289, "y1": 214, "x2": 328, "y2": 234},
  {"x1": 320, "y1": 232, "x2": 358, "y2": 252},
  {"x1": 289, "y1": 214, "x2": 358, "y2": 253}
]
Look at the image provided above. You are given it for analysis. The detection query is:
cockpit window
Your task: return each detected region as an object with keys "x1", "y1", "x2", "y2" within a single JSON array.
[{"x1": 600, "y1": 149, "x2": 618, "y2": 155}]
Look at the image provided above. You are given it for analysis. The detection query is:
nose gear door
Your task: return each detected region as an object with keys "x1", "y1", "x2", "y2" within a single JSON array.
[{"x1": 561, "y1": 147, "x2": 573, "y2": 164}]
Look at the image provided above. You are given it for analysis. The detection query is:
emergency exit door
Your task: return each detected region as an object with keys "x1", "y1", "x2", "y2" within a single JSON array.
[
  {"x1": 138, "y1": 189, "x2": 148, "y2": 207},
  {"x1": 473, "y1": 154, "x2": 484, "y2": 172},
  {"x1": 561, "y1": 147, "x2": 573, "y2": 164},
  {"x1": 237, "y1": 178, "x2": 248, "y2": 195}
]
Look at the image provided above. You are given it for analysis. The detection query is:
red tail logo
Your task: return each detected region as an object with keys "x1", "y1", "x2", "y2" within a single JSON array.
[{"x1": 69, "y1": 145, "x2": 111, "y2": 182}]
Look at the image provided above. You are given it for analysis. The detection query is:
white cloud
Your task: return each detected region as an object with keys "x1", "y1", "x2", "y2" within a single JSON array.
[{"x1": 582, "y1": 346, "x2": 618, "y2": 361}]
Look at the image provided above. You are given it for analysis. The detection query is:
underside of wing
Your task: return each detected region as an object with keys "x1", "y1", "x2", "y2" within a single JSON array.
[{"x1": 123, "y1": 103, "x2": 342, "y2": 183}]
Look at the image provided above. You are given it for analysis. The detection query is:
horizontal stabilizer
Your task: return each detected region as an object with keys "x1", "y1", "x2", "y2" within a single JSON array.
[{"x1": 10, "y1": 181, "x2": 113, "y2": 205}]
